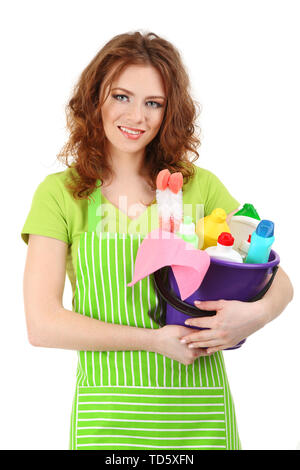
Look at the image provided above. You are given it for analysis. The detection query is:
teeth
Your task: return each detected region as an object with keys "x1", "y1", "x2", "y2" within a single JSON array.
[{"x1": 120, "y1": 126, "x2": 143, "y2": 135}]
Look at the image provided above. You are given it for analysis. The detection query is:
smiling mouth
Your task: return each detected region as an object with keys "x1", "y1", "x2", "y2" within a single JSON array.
[{"x1": 118, "y1": 126, "x2": 146, "y2": 135}]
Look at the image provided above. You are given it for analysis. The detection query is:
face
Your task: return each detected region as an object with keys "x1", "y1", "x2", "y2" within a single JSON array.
[{"x1": 100, "y1": 64, "x2": 166, "y2": 159}]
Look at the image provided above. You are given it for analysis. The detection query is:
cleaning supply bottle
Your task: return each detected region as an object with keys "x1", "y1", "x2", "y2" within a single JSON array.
[
  {"x1": 238, "y1": 234, "x2": 251, "y2": 262},
  {"x1": 205, "y1": 232, "x2": 243, "y2": 263},
  {"x1": 234, "y1": 203, "x2": 260, "y2": 220},
  {"x1": 245, "y1": 220, "x2": 275, "y2": 264},
  {"x1": 177, "y1": 216, "x2": 199, "y2": 249},
  {"x1": 228, "y1": 204, "x2": 260, "y2": 252},
  {"x1": 196, "y1": 208, "x2": 231, "y2": 250}
]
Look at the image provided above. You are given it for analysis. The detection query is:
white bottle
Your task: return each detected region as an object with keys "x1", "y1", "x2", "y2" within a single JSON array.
[
  {"x1": 238, "y1": 234, "x2": 252, "y2": 261},
  {"x1": 177, "y1": 216, "x2": 199, "y2": 249},
  {"x1": 205, "y1": 232, "x2": 243, "y2": 263}
]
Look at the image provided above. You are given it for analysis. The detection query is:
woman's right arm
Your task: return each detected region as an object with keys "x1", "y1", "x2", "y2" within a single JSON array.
[{"x1": 23, "y1": 234, "x2": 207, "y2": 364}]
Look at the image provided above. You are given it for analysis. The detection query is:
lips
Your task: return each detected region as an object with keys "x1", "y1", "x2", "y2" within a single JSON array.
[
  {"x1": 118, "y1": 126, "x2": 146, "y2": 140},
  {"x1": 118, "y1": 126, "x2": 145, "y2": 133}
]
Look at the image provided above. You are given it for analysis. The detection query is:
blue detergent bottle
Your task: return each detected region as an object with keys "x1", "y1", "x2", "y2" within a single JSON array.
[{"x1": 245, "y1": 219, "x2": 275, "y2": 264}]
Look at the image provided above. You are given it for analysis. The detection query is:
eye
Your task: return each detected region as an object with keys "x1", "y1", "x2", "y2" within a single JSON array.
[
  {"x1": 112, "y1": 94, "x2": 128, "y2": 102},
  {"x1": 112, "y1": 94, "x2": 163, "y2": 108},
  {"x1": 146, "y1": 101, "x2": 163, "y2": 108}
]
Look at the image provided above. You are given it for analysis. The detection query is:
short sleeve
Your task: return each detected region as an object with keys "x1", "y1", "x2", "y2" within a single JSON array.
[
  {"x1": 21, "y1": 174, "x2": 69, "y2": 245},
  {"x1": 201, "y1": 170, "x2": 241, "y2": 216}
]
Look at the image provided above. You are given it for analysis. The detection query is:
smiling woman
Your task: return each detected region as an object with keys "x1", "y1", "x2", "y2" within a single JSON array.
[
  {"x1": 21, "y1": 30, "x2": 244, "y2": 451},
  {"x1": 21, "y1": 30, "x2": 294, "y2": 452},
  {"x1": 56, "y1": 31, "x2": 201, "y2": 200}
]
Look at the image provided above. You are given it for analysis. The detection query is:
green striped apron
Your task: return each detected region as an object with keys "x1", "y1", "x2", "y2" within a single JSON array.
[{"x1": 69, "y1": 186, "x2": 242, "y2": 450}]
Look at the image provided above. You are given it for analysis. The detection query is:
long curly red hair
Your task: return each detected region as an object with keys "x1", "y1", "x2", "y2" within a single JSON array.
[{"x1": 57, "y1": 31, "x2": 201, "y2": 202}]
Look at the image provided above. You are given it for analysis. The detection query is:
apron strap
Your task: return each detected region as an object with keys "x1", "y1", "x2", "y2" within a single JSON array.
[{"x1": 88, "y1": 180, "x2": 101, "y2": 233}]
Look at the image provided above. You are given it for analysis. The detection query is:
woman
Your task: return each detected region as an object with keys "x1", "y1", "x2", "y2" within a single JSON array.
[{"x1": 22, "y1": 31, "x2": 293, "y2": 450}]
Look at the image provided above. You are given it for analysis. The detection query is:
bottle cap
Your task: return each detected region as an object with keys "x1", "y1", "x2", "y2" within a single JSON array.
[
  {"x1": 218, "y1": 232, "x2": 234, "y2": 246},
  {"x1": 234, "y1": 203, "x2": 260, "y2": 220},
  {"x1": 179, "y1": 216, "x2": 195, "y2": 236},
  {"x1": 256, "y1": 220, "x2": 274, "y2": 238},
  {"x1": 211, "y1": 208, "x2": 227, "y2": 222}
]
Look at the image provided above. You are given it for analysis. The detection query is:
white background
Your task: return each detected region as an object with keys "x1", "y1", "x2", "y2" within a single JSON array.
[{"x1": 1, "y1": 0, "x2": 299, "y2": 450}]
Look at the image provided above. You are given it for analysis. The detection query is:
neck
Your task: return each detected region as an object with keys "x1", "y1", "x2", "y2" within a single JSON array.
[{"x1": 107, "y1": 148, "x2": 149, "y2": 182}]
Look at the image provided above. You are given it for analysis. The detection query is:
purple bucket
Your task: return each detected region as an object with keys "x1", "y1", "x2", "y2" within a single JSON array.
[{"x1": 153, "y1": 250, "x2": 280, "y2": 350}]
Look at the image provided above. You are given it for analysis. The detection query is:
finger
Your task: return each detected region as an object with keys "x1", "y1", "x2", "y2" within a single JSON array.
[
  {"x1": 184, "y1": 316, "x2": 215, "y2": 329},
  {"x1": 180, "y1": 329, "x2": 216, "y2": 344},
  {"x1": 191, "y1": 347, "x2": 211, "y2": 357},
  {"x1": 206, "y1": 347, "x2": 220, "y2": 354},
  {"x1": 194, "y1": 299, "x2": 226, "y2": 311},
  {"x1": 187, "y1": 339, "x2": 222, "y2": 349},
  {"x1": 193, "y1": 347, "x2": 215, "y2": 357}
]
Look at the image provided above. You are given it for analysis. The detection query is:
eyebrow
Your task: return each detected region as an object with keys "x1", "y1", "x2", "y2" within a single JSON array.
[{"x1": 111, "y1": 87, "x2": 166, "y2": 100}]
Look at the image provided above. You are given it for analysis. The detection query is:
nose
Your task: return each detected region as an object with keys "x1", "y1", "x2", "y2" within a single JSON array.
[{"x1": 127, "y1": 101, "x2": 145, "y2": 124}]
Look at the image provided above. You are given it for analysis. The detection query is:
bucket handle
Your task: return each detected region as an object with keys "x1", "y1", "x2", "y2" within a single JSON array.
[{"x1": 153, "y1": 264, "x2": 279, "y2": 318}]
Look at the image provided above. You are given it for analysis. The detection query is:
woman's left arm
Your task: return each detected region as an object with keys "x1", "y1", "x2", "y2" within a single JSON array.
[{"x1": 179, "y1": 266, "x2": 294, "y2": 354}]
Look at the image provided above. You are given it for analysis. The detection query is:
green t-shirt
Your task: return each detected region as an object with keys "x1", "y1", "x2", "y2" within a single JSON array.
[{"x1": 21, "y1": 164, "x2": 240, "y2": 304}]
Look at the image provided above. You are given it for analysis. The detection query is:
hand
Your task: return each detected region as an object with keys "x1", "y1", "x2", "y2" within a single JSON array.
[
  {"x1": 153, "y1": 324, "x2": 211, "y2": 365},
  {"x1": 179, "y1": 299, "x2": 267, "y2": 354}
]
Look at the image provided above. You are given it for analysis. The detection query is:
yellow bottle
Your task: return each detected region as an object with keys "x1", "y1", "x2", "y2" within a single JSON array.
[{"x1": 196, "y1": 208, "x2": 231, "y2": 250}]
